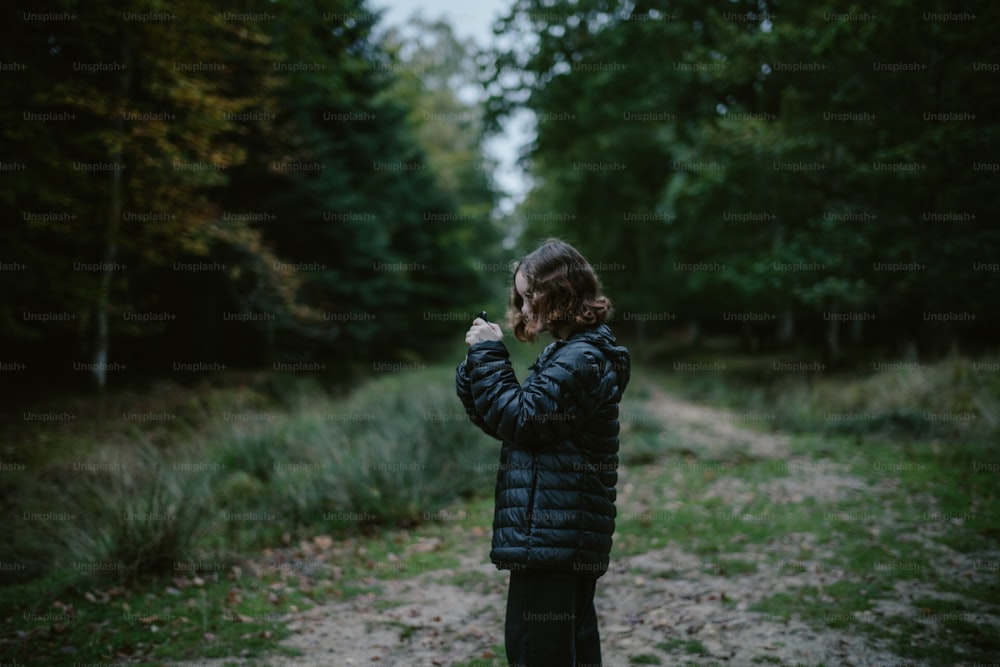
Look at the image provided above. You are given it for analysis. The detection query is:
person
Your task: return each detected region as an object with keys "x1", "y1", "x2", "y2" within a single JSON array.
[{"x1": 456, "y1": 238, "x2": 631, "y2": 666}]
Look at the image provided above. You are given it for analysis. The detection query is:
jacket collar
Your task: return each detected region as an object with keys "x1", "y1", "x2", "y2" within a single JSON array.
[{"x1": 528, "y1": 324, "x2": 617, "y2": 371}]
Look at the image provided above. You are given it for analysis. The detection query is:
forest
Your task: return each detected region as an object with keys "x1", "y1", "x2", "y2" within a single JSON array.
[
  {"x1": 2, "y1": 0, "x2": 997, "y2": 397},
  {"x1": 1, "y1": 1, "x2": 998, "y2": 665}
]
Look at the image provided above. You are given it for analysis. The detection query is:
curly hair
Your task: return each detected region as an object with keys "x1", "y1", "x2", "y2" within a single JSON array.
[{"x1": 507, "y1": 238, "x2": 613, "y2": 342}]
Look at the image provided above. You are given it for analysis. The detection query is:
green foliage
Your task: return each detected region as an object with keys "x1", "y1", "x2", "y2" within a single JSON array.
[
  {"x1": 205, "y1": 367, "x2": 497, "y2": 538},
  {"x1": 657, "y1": 638, "x2": 708, "y2": 655},
  {"x1": 2, "y1": 368, "x2": 495, "y2": 589},
  {"x1": 7, "y1": 443, "x2": 215, "y2": 586},
  {"x1": 486, "y1": 0, "x2": 1000, "y2": 355},
  {"x1": 0, "y1": 0, "x2": 271, "y2": 364},
  {"x1": 386, "y1": 16, "x2": 498, "y2": 224},
  {"x1": 650, "y1": 351, "x2": 1000, "y2": 440},
  {"x1": 0, "y1": 0, "x2": 502, "y2": 387},
  {"x1": 62, "y1": 450, "x2": 216, "y2": 584},
  {"x1": 0, "y1": 560, "x2": 302, "y2": 665},
  {"x1": 213, "y1": 0, "x2": 503, "y2": 362}
]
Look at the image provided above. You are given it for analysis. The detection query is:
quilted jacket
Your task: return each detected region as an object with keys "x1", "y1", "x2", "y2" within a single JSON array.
[{"x1": 456, "y1": 324, "x2": 630, "y2": 578}]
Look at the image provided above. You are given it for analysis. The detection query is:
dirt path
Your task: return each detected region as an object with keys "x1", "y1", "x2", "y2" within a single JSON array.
[
  {"x1": 172, "y1": 381, "x2": 940, "y2": 666},
  {"x1": 635, "y1": 383, "x2": 792, "y2": 461}
]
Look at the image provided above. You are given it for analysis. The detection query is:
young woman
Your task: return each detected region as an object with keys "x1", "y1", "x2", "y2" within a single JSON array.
[{"x1": 456, "y1": 238, "x2": 630, "y2": 666}]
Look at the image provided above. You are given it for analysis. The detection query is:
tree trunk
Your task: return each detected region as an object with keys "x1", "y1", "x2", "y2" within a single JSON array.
[
  {"x1": 681, "y1": 319, "x2": 701, "y2": 349},
  {"x1": 825, "y1": 302, "x2": 840, "y2": 363},
  {"x1": 740, "y1": 320, "x2": 755, "y2": 352},
  {"x1": 93, "y1": 47, "x2": 131, "y2": 390},
  {"x1": 776, "y1": 307, "x2": 794, "y2": 346},
  {"x1": 850, "y1": 317, "x2": 863, "y2": 345},
  {"x1": 635, "y1": 317, "x2": 646, "y2": 349}
]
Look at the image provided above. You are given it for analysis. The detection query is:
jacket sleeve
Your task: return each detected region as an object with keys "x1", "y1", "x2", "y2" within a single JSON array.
[
  {"x1": 466, "y1": 339, "x2": 604, "y2": 450},
  {"x1": 456, "y1": 356, "x2": 501, "y2": 439}
]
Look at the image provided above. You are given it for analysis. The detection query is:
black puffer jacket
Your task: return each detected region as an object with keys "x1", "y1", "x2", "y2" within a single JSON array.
[{"x1": 456, "y1": 324, "x2": 630, "y2": 578}]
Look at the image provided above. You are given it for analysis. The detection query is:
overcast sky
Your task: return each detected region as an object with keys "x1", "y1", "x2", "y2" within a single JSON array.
[
  {"x1": 373, "y1": 0, "x2": 511, "y2": 46},
  {"x1": 371, "y1": 0, "x2": 530, "y2": 212}
]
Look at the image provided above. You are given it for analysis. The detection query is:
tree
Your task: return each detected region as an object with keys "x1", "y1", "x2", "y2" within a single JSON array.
[
  {"x1": 216, "y1": 0, "x2": 502, "y2": 363},
  {"x1": 485, "y1": 0, "x2": 1000, "y2": 356},
  {"x1": 0, "y1": 1, "x2": 503, "y2": 391},
  {"x1": 0, "y1": 0, "x2": 282, "y2": 387}
]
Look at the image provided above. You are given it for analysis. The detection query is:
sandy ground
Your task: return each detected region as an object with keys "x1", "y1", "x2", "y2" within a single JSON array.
[{"x1": 170, "y1": 385, "x2": 990, "y2": 667}]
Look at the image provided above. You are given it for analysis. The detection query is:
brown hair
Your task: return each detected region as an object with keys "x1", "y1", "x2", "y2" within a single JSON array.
[{"x1": 507, "y1": 238, "x2": 613, "y2": 342}]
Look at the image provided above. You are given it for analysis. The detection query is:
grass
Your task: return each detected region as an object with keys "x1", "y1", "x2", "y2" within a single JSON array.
[
  {"x1": 4, "y1": 365, "x2": 497, "y2": 578},
  {"x1": 0, "y1": 563, "x2": 305, "y2": 665},
  {"x1": 741, "y1": 429, "x2": 1000, "y2": 665},
  {"x1": 613, "y1": 353, "x2": 999, "y2": 666},
  {"x1": 450, "y1": 645, "x2": 507, "y2": 667},
  {"x1": 1, "y1": 364, "x2": 501, "y2": 663},
  {"x1": 2, "y1": 349, "x2": 999, "y2": 665},
  {"x1": 648, "y1": 346, "x2": 1000, "y2": 441}
]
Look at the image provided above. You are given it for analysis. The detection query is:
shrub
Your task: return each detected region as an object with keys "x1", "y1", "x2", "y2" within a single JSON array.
[
  {"x1": 205, "y1": 367, "x2": 496, "y2": 535},
  {"x1": 54, "y1": 444, "x2": 215, "y2": 584}
]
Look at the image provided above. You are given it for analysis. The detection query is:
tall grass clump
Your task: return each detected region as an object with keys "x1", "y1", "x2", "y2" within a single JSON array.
[
  {"x1": 206, "y1": 367, "x2": 497, "y2": 538},
  {"x1": 37, "y1": 443, "x2": 216, "y2": 584},
  {"x1": 311, "y1": 367, "x2": 498, "y2": 527},
  {"x1": 6, "y1": 367, "x2": 505, "y2": 583},
  {"x1": 0, "y1": 473, "x2": 68, "y2": 585},
  {"x1": 767, "y1": 355, "x2": 1000, "y2": 440},
  {"x1": 653, "y1": 351, "x2": 1000, "y2": 441}
]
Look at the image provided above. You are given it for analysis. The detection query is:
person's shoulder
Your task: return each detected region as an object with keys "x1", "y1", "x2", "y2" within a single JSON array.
[
  {"x1": 552, "y1": 328, "x2": 613, "y2": 369},
  {"x1": 563, "y1": 325, "x2": 624, "y2": 355},
  {"x1": 563, "y1": 325, "x2": 630, "y2": 379}
]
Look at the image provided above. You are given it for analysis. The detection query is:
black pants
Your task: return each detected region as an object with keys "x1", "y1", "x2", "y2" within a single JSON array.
[{"x1": 504, "y1": 570, "x2": 602, "y2": 667}]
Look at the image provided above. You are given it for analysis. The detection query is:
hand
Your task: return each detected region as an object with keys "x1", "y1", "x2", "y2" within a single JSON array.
[{"x1": 465, "y1": 317, "x2": 503, "y2": 346}]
